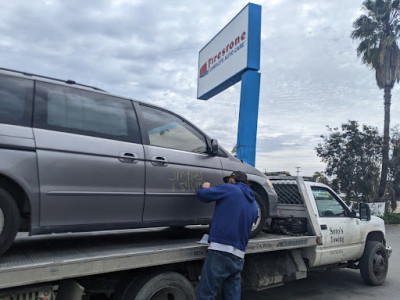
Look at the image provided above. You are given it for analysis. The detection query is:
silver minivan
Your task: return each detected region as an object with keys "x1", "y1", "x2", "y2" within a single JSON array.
[{"x1": 0, "y1": 68, "x2": 278, "y2": 255}]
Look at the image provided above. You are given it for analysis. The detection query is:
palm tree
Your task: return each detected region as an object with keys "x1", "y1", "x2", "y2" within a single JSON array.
[
  {"x1": 231, "y1": 144, "x2": 237, "y2": 156},
  {"x1": 351, "y1": 0, "x2": 400, "y2": 201},
  {"x1": 312, "y1": 171, "x2": 329, "y2": 185}
]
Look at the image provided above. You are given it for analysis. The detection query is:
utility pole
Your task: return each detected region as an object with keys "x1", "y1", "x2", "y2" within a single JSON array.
[{"x1": 296, "y1": 167, "x2": 301, "y2": 176}]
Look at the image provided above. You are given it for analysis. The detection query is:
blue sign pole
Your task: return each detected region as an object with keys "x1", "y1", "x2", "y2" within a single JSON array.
[{"x1": 236, "y1": 70, "x2": 261, "y2": 166}]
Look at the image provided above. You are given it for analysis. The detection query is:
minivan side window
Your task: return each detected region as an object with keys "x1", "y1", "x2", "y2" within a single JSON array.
[
  {"x1": 0, "y1": 74, "x2": 33, "y2": 127},
  {"x1": 140, "y1": 104, "x2": 207, "y2": 153},
  {"x1": 34, "y1": 82, "x2": 141, "y2": 143}
]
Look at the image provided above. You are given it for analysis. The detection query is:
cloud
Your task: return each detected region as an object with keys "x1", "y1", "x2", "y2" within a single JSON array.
[{"x1": 1, "y1": 0, "x2": 399, "y2": 177}]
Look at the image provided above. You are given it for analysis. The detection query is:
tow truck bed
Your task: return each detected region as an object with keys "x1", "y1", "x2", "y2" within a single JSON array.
[{"x1": 0, "y1": 227, "x2": 317, "y2": 289}]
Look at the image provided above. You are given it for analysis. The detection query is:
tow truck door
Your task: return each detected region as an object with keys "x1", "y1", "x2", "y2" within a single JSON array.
[{"x1": 309, "y1": 186, "x2": 362, "y2": 266}]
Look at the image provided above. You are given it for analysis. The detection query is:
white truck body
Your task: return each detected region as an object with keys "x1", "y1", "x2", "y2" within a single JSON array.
[
  {"x1": 0, "y1": 176, "x2": 391, "y2": 299},
  {"x1": 300, "y1": 181, "x2": 387, "y2": 267}
]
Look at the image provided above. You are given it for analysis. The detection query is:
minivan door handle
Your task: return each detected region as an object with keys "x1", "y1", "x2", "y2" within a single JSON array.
[
  {"x1": 118, "y1": 152, "x2": 139, "y2": 163},
  {"x1": 151, "y1": 156, "x2": 169, "y2": 167},
  {"x1": 320, "y1": 224, "x2": 327, "y2": 230}
]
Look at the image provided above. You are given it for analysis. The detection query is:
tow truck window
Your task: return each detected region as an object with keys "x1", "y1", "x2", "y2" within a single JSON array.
[
  {"x1": 312, "y1": 187, "x2": 347, "y2": 217},
  {"x1": 140, "y1": 104, "x2": 207, "y2": 153}
]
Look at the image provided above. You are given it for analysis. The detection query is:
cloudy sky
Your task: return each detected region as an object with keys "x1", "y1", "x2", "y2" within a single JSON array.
[{"x1": 1, "y1": 0, "x2": 399, "y2": 176}]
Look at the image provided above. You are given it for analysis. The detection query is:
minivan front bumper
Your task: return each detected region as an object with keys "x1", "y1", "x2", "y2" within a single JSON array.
[{"x1": 386, "y1": 245, "x2": 392, "y2": 258}]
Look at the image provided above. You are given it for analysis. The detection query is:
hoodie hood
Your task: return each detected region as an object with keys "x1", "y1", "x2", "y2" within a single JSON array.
[{"x1": 236, "y1": 182, "x2": 255, "y2": 202}]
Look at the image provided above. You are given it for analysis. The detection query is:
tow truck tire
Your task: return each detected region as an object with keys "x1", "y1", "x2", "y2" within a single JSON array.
[
  {"x1": 250, "y1": 191, "x2": 266, "y2": 238},
  {"x1": 115, "y1": 272, "x2": 195, "y2": 300},
  {"x1": 0, "y1": 188, "x2": 20, "y2": 256},
  {"x1": 359, "y1": 241, "x2": 388, "y2": 286}
]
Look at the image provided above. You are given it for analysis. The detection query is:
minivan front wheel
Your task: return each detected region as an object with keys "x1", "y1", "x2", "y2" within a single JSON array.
[
  {"x1": 0, "y1": 188, "x2": 20, "y2": 256},
  {"x1": 250, "y1": 191, "x2": 266, "y2": 238}
]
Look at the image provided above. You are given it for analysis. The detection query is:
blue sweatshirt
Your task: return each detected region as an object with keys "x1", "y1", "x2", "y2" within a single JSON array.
[{"x1": 197, "y1": 182, "x2": 258, "y2": 251}]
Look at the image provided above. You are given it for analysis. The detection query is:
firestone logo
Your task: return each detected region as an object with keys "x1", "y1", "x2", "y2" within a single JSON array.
[{"x1": 200, "y1": 31, "x2": 247, "y2": 78}]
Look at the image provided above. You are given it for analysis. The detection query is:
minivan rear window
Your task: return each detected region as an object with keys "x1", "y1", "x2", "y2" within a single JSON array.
[
  {"x1": 0, "y1": 74, "x2": 33, "y2": 127},
  {"x1": 34, "y1": 82, "x2": 141, "y2": 143}
]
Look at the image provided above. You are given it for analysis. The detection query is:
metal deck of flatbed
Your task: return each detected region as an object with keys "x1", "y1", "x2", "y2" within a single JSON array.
[{"x1": 0, "y1": 227, "x2": 317, "y2": 289}]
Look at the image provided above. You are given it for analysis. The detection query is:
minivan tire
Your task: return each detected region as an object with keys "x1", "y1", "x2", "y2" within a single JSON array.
[
  {"x1": 250, "y1": 191, "x2": 266, "y2": 238},
  {"x1": 0, "y1": 188, "x2": 20, "y2": 256}
]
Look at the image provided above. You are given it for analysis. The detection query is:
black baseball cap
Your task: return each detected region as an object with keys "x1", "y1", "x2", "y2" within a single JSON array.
[{"x1": 223, "y1": 171, "x2": 247, "y2": 183}]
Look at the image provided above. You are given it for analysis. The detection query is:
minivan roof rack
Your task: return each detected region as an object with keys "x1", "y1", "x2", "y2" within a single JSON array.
[{"x1": 0, "y1": 67, "x2": 107, "y2": 92}]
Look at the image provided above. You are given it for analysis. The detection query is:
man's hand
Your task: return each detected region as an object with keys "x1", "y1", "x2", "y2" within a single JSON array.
[{"x1": 201, "y1": 182, "x2": 211, "y2": 188}]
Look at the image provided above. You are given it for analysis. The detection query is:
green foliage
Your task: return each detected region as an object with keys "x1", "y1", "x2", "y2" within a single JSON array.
[
  {"x1": 231, "y1": 144, "x2": 237, "y2": 156},
  {"x1": 388, "y1": 128, "x2": 400, "y2": 210},
  {"x1": 351, "y1": 0, "x2": 400, "y2": 88},
  {"x1": 316, "y1": 122, "x2": 400, "y2": 207},
  {"x1": 381, "y1": 212, "x2": 400, "y2": 224},
  {"x1": 311, "y1": 171, "x2": 330, "y2": 185},
  {"x1": 351, "y1": 0, "x2": 400, "y2": 201},
  {"x1": 316, "y1": 120, "x2": 382, "y2": 202}
]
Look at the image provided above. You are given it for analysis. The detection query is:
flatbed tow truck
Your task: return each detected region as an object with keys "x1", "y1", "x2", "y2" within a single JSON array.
[
  {"x1": 0, "y1": 227, "x2": 317, "y2": 299},
  {"x1": 0, "y1": 177, "x2": 390, "y2": 299}
]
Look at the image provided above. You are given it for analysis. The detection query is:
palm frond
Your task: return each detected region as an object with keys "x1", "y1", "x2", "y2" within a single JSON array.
[{"x1": 353, "y1": 0, "x2": 400, "y2": 80}]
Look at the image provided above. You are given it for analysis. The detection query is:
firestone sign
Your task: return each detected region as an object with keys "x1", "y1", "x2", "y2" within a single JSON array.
[
  {"x1": 199, "y1": 31, "x2": 247, "y2": 79},
  {"x1": 197, "y1": 3, "x2": 261, "y2": 100}
]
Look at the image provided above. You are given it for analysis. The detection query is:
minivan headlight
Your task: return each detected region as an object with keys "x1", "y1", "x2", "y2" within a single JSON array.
[{"x1": 266, "y1": 178, "x2": 274, "y2": 189}]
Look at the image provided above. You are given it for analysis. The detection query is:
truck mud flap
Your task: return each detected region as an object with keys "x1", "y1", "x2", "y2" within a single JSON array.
[{"x1": 56, "y1": 280, "x2": 84, "y2": 300}]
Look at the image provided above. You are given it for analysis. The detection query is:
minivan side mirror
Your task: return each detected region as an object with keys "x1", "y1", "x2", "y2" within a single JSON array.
[
  {"x1": 359, "y1": 202, "x2": 371, "y2": 221},
  {"x1": 209, "y1": 139, "x2": 218, "y2": 156}
]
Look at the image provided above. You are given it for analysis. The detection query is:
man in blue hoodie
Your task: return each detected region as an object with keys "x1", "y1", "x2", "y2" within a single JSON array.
[{"x1": 196, "y1": 171, "x2": 258, "y2": 300}]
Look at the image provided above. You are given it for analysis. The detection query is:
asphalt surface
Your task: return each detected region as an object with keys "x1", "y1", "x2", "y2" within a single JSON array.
[{"x1": 242, "y1": 225, "x2": 400, "y2": 300}]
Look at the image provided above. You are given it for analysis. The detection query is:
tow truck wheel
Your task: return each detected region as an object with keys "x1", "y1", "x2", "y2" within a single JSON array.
[
  {"x1": 359, "y1": 241, "x2": 388, "y2": 286},
  {"x1": 115, "y1": 271, "x2": 195, "y2": 300},
  {"x1": 0, "y1": 188, "x2": 20, "y2": 256},
  {"x1": 250, "y1": 191, "x2": 266, "y2": 238}
]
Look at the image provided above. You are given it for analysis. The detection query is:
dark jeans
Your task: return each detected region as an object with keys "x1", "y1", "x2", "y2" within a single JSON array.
[{"x1": 196, "y1": 250, "x2": 245, "y2": 300}]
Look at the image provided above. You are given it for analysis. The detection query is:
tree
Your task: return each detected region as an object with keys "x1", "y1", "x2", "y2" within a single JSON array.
[
  {"x1": 351, "y1": 0, "x2": 400, "y2": 201},
  {"x1": 316, "y1": 121, "x2": 382, "y2": 202},
  {"x1": 311, "y1": 171, "x2": 330, "y2": 185},
  {"x1": 231, "y1": 144, "x2": 237, "y2": 156},
  {"x1": 389, "y1": 127, "x2": 400, "y2": 210}
]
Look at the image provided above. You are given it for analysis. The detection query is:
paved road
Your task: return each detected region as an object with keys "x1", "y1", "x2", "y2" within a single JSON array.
[{"x1": 242, "y1": 225, "x2": 399, "y2": 300}]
